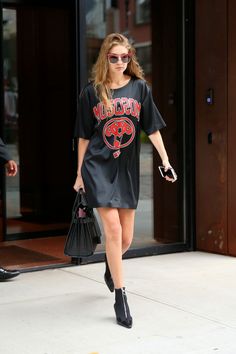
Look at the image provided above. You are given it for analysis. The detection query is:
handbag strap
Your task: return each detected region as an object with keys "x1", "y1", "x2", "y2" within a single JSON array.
[
  {"x1": 71, "y1": 189, "x2": 82, "y2": 215},
  {"x1": 71, "y1": 188, "x2": 88, "y2": 218}
]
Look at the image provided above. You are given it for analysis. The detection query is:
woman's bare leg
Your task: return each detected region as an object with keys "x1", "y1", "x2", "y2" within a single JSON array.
[
  {"x1": 97, "y1": 207, "x2": 123, "y2": 289},
  {"x1": 118, "y1": 208, "x2": 135, "y2": 255},
  {"x1": 97, "y1": 207, "x2": 134, "y2": 328}
]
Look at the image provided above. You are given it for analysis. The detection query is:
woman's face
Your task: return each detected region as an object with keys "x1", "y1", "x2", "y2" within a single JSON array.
[{"x1": 107, "y1": 45, "x2": 130, "y2": 76}]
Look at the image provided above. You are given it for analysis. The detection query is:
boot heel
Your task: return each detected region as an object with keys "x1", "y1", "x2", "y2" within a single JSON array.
[{"x1": 114, "y1": 288, "x2": 133, "y2": 328}]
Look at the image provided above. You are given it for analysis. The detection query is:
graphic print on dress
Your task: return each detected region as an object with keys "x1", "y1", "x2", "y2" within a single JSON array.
[
  {"x1": 93, "y1": 97, "x2": 141, "y2": 159},
  {"x1": 103, "y1": 118, "x2": 135, "y2": 158}
]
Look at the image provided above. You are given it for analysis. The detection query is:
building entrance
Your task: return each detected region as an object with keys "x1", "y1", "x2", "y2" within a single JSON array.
[{"x1": 0, "y1": 0, "x2": 194, "y2": 270}]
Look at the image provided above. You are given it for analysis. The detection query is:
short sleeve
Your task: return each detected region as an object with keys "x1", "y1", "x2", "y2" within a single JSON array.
[
  {"x1": 74, "y1": 85, "x2": 95, "y2": 139},
  {"x1": 0, "y1": 138, "x2": 11, "y2": 165},
  {"x1": 140, "y1": 83, "x2": 166, "y2": 135}
]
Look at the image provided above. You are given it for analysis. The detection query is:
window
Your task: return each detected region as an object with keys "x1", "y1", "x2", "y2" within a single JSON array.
[
  {"x1": 135, "y1": 0, "x2": 151, "y2": 25},
  {"x1": 135, "y1": 43, "x2": 152, "y2": 75}
]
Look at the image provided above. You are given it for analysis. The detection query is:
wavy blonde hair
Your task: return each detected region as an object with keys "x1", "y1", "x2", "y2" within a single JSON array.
[{"x1": 91, "y1": 33, "x2": 145, "y2": 107}]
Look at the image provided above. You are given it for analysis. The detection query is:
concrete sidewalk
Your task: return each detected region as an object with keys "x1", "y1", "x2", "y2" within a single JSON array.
[{"x1": 1, "y1": 251, "x2": 236, "y2": 354}]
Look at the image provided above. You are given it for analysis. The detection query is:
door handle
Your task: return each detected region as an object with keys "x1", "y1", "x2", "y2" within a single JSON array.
[{"x1": 208, "y1": 132, "x2": 213, "y2": 144}]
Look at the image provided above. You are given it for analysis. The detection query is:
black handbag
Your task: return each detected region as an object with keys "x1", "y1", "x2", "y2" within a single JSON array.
[{"x1": 64, "y1": 189, "x2": 101, "y2": 257}]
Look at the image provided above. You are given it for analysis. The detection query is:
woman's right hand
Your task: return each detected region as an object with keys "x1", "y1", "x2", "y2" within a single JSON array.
[
  {"x1": 5, "y1": 160, "x2": 18, "y2": 176},
  {"x1": 73, "y1": 175, "x2": 85, "y2": 192}
]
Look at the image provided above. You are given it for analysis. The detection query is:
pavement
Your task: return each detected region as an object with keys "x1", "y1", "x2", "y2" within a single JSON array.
[{"x1": 1, "y1": 251, "x2": 236, "y2": 354}]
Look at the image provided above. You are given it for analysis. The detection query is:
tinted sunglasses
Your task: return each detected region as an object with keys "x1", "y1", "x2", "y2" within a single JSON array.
[{"x1": 107, "y1": 53, "x2": 131, "y2": 64}]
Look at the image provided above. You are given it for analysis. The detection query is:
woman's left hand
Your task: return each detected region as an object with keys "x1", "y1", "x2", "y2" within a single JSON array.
[
  {"x1": 162, "y1": 159, "x2": 177, "y2": 183},
  {"x1": 148, "y1": 130, "x2": 177, "y2": 183}
]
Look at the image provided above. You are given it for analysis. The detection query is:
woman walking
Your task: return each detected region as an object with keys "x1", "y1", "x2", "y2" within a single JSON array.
[{"x1": 74, "y1": 33, "x2": 176, "y2": 328}]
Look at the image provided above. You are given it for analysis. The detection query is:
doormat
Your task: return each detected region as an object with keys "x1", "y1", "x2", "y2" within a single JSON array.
[{"x1": 0, "y1": 245, "x2": 60, "y2": 267}]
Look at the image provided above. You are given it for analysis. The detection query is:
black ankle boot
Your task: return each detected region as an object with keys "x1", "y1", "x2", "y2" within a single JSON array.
[
  {"x1": 104, "y1": 255, "x2": 114, "y2": 292},
  {"x1": 114, "y1": 287, "x2": 133, "y2": 328}
]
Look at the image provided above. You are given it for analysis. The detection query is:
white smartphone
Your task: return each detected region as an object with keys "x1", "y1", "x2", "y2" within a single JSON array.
[{"x1": 158, "y1": 166, "x2": 177, "y2": 181}]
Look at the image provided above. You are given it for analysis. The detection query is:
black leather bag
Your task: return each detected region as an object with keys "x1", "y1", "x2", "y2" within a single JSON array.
[{"x1": 64, "y1": 189, "x2": 101, "y2": 258}]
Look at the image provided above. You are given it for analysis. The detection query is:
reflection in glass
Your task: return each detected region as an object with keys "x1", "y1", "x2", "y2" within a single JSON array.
[
  {"x1": 85, "y1": 0, "x2": 106, "y2": 39},
  {"x1": 3, "y1": 9, "x2": 20, "y2": 219},
  {"x1": 2, "y1": 7, "x2": 72, "y2": 238},
  {"x1": 135, "y1": 44, "x2": 151, "y2": 75},
  {"x1": 135, "y1": 0, "x2": 151, "y2": 24}
]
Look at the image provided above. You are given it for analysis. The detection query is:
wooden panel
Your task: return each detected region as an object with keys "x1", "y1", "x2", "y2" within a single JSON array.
[
  {"x1": 195, "y1": 0, "x2": 228, "y2": 253},
  {"x1": 228, "y1": 0, "x2": 236, "y2": 255}
]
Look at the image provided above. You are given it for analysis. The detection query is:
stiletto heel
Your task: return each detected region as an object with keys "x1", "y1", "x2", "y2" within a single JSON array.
[
  {"x1": 104, "y1": 254, "x2": 114, "y2": 292},
  {"x1": 114, "y1": 287, "x2": 133, "y2": 328}
]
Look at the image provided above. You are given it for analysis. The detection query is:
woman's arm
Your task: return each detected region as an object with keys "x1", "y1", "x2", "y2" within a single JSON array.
[
  {"x1": 77, "y1": 138, "x2": 90, "y2": 176},
  {"x1": 148, "y1": 130, "x2": 175, "y2": 182},
  {"x1": 73, "y1": 138, "x2": 90, "y2": 191},
  {"x1": 0, "y1": 137, "x2": 11, "y2": 164}
]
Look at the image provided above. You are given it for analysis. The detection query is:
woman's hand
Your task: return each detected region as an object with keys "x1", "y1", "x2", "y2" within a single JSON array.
[
  {"x1": 73, "y1": 175, "x2": 85, "y2": 192},
  {"x1": 162, "y1": 159, "x2": 176, "y2": 183},
  {"x1": 5, "y1": 160, "x2": 18, "y2": 176},
  {"x1": 148, "y1": 131, "x2": 176, "y2": 183}
]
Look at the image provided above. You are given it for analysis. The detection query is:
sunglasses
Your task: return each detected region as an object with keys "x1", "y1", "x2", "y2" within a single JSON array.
[{"x1": 107, "y1": 53, "x2": 131, "y2": 64}]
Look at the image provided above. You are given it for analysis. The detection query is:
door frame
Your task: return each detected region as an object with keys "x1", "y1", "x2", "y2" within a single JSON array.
[
  {"x1": 0, "y1": 3, "x2": 7, "y2": 241},
  {"x1": 182, "y1": 0, "x2": 196, "y2": 251},
  {"x1": 80, "y1": 0, "x2": 196, "y2": 264}
]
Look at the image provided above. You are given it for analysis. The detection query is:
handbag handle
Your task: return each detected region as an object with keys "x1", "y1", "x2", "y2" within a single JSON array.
[
  {"x1": 78, "y1": 188, "x2": 88, "y2": 208},
  {"x1": 71, "y1": 188, "x2": 88, "y2": 218}
]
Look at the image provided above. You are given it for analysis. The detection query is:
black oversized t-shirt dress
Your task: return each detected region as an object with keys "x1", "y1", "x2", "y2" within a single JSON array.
[{"x1": 74, "y1": 77, "x2": 166, "y2": 209}]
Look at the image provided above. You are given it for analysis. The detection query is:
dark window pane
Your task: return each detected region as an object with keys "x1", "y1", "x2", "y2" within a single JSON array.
[{"x1": 135, "y1": 0, "x2": 151, "y2": 24}]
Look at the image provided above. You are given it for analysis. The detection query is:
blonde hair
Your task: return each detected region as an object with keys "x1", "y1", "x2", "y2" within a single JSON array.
[{"x1": 91, "y1": 33, "x2": 145, "y2": 107}]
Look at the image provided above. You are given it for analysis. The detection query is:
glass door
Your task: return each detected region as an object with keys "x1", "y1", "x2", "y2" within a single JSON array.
[
  {"x1": 1, "y1": 4, "x2": 76, "y2": 240},
  {"x1": 82, "y1": 0, "x2": 194, "y2": 255},
  {"x1": 83, "y1": 0, "x2": 155, "y2": 249}
]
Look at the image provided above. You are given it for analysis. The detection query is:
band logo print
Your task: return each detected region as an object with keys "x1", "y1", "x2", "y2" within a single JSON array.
[{"x1": 103, "y1": 118, "x2": 135, "y2": 158}]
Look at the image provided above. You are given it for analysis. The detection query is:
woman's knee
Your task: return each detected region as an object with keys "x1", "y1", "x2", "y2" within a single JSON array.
[
  {"x1": 122, "y1": 234, "x2": 133, "y2": 250},
  {"x1": 105, "y1": 222, "x2": 122, "y2": 240},
  {"x1": 97, "y1": 208, "x2": 122, "y2": 240}
]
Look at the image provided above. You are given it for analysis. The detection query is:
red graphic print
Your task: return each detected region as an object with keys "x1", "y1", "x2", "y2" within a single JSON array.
[{"x1": 103, "y1": 118, "x2": 135, "y2": 158}]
